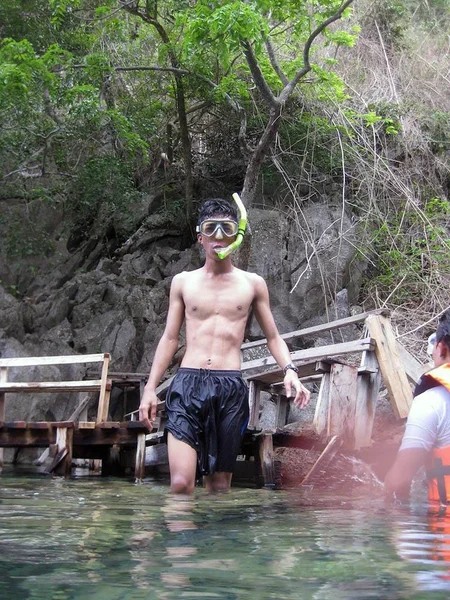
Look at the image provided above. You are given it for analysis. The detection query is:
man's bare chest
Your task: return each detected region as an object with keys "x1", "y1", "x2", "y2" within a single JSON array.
[{"x1": 183, "y1": 279, "x2": 253, "y2": 320}]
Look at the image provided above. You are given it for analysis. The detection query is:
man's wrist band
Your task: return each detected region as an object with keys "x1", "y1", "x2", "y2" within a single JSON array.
[{"x1": 283, "y1": 363, "x2": 299, "y2": 376}]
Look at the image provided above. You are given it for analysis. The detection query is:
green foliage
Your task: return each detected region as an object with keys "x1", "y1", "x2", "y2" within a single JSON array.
[
  {"x1": 67, "y1": 156, "x2": 142, "y2": 243},
  {"x1": 423, "y1": 111, "x2": 450, "y2": 154},
  {"x1": 363, "y1": 199, "x2": 450, "y2": 305}
]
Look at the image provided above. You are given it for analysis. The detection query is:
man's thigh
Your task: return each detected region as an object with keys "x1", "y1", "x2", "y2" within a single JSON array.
[{"x1": 167, "y1": 432, "x2": 198, "y2": 483}]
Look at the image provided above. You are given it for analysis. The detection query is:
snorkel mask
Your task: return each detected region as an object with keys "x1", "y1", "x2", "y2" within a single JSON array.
[
  {"x1": 427, "y1": 332, "x2": 437, "y2": 357},
  {"x1": 196, "y1": 193, "x2": 247, "y2": 259},
  {"x1": 215, "y1": 193, "x2": 247, "y2": 260}
]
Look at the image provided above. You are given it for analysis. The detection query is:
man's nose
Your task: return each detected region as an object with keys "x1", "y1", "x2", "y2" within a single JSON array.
[{"x1": 214, "y1": 228, "x2": 223, "y2": 239}]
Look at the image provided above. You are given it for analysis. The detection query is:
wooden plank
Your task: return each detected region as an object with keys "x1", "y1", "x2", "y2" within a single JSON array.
[
  {"x1": 0, "y1": 367, "x2": 6, "y2": 467},
  {"x1": 123, "y1": 421, "x2": 150, "y2": 433},
  {"x1": 78, "y1": 421, "x2": 96, "y2": 429},
  {"x1": 327, "y1": 363, "x2": 358, "y2": 448},
  {"x1": 365, "y1": 315, "x2": 412, "y2": 418},
  {"x1": 0, "y1": 380, "x2": 104, "y2": 392},
  {"x1": 241, "y1": 338, "x2": 375, "y2": 373},
  {"x1": 5, "y1": 421, "x2": 27, "y2": 429},
  {"x1": 96, "y1": 353, "x2": 111, "y2": 423},
  {"x1": 313, "y1": 373, "x2": 331, "y2": 436},
  {"x1": 397, "y1": 342, "x2": 427, "y2": 385},
  {"x1": 354, "y1": 350, "x2": 381, "y2": 450},
  {"x1": 301, "y1": 435, "x2": 342, "y2": 486},
  {"x1": 241, "y1": 309, "x2": 389, "y2": 350},
  {"x1": 134, "y1": 433, "x2": 146, "y2": 482},
  {"x1": 49, "y1": 421, "x2": 75, "y2": 428},
  {"x1": 27, "y1": 422, "x2": 51, "y2": 430},
  {"x1": 0, "y1": 353, "x2": 110, "y2": 367},
  {"x1": 258, "y1": 433, "x2": 275, "y2": 488},
  {"x1": 0, "y1": 429, "x2": 55, "y2": 447},
  {"x1": 246, "y1": 360, "x2": 331, "y2": 385},
  {"x1": 247, "y1": 381, "x2": 261, "y2": 430},
  {"x1": 97, "y1": 422, "x2": 121, "y2": 429}
]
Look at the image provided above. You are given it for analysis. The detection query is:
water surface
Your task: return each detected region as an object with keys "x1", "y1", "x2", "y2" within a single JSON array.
[{"x1": 1, "y1": 467, "x2": 449, "y2": 600}]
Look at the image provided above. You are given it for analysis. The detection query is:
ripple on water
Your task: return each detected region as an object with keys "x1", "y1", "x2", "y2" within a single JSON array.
[{"x1": 0, "y1": 473, "x2": 450, "y2": 599}]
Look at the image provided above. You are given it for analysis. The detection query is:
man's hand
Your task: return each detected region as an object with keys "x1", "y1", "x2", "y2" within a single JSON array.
[
  {"x1": 284, "y1": 371, "x2": 310, "y2": 408},
  {"x1": 139, "y1": 388, "x2": 158, "y2": 432}
]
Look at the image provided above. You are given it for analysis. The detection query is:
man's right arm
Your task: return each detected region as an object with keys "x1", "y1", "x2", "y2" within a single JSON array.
[{"x1": 139, "y1": 274, "x2": 185, "y2": 430}]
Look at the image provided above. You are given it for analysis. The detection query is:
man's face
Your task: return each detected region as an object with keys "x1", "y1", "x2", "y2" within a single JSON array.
[{"x1": 197, "y1": 215, "x2": 238, "y2": 257}]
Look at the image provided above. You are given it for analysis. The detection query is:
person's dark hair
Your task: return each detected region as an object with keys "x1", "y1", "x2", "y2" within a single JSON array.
[
  {"x1": 436, "y1": 310, "x2": 450, "y2": 350},
  {"x1": 197, "y1": 198, "x2": 238, "y2": 226}
]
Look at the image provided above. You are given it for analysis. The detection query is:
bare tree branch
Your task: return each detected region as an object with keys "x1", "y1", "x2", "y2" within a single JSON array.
[
  {"x1": 242, "y1": 41, "x2": 279, "y2": 108},
  {"x1": 265, "y1": 38, "x2": 289, "y2": 86}
]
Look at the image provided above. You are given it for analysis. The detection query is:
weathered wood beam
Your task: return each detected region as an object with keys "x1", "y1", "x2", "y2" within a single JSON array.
[
  {"x1": 0, "y1": 353, "x2": 110, "y2": 367},
  {"x1": 365, "y1": 315, "x2": 412, "y2": 418},
  {"x1": 242, "y1": 338, "x2": 375, "y2": 374},
  {"x1": 241, "y1": 309, "x2": 388, "y2": 350}
]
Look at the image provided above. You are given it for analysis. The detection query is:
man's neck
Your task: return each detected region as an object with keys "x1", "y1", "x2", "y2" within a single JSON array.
[{"x1": 203, "y1": 256, "x2": 234, "y2": 275}]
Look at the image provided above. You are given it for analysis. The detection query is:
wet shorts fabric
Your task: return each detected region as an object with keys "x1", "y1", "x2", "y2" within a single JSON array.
[{"x1": 165, "y1": 368, "x2": 249, "y2": 476}]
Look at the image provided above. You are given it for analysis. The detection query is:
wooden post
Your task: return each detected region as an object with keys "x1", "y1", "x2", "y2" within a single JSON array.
[
  {"x1": 258, "y1": 433, "x2": 275, "y2": 488},
  {"x1": 96, "y1": 353, "x2": 111, "y2": 423},
  {"x1": 135, "y1": 433, "x2": 146, "y2": 482},
  {"x1": 354, "y1": 350, "x2": 381, "y2": 449},
  {"x1": 313, "y1": 372, "x2": 331, "y2": 436},
  {"x1": 327, "y1": 363, "x2": 358, "y2": 448},
  {"x1": 365, "y1": 315, "x2": 412, "y2": 418},
  {"x1": 275, "y1": 394, "x2": 289, "y2": 429},
  {"x1": 247, "y1": 381, "x2": 261, "y2": 430},
  {"x1": 0, "y1": 367, "x2": 7, "y2": 468},
  {"x1": 52, "y1": 426, "x2": 73, "y2": 477},
  {"x1": 35, "y1": 396, "x2": 90, "y2": 466}
]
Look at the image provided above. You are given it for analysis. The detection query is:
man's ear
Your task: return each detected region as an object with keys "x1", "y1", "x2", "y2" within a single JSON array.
[
  {"x1": 437, "y1": 341, "x2": 450, "y2": 361},
  {"x1": 197, "y1": 233, "x2": 203, "y2": 244}
]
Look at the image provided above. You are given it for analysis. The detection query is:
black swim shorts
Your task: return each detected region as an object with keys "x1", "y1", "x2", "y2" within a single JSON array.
[{"x1": 165, "y1": 368, "x2": 249, "y2": 476}]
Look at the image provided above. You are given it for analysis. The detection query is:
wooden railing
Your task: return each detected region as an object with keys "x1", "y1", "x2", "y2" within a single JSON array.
[{"x1": 0, "y1": 353, "x2": 112, "y2": 426}]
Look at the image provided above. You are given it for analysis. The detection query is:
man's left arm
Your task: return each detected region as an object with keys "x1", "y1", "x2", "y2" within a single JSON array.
[
  {"x1": 384, "y1": 393, "x2": 439, "y2": 499},
  {"x1": 384, "y1": 448, "x2": 428, "y2": 499},
  {"x1": 252, "y1": 275, "x2": 310, "y2": 408}
]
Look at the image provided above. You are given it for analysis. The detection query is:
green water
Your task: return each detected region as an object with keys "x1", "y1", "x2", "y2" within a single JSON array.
[{"x1": 1, "y1": 468, "x2": 450, "y2": 600}]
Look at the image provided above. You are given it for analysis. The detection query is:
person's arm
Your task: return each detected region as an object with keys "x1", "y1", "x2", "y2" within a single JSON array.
[
  {"x1": 384, "y1": 448, "x2": 428, "y2": 499},
  {"x1": 252, "y1": 275, "x2": 310, "y2": 408},
  {"x1": 139, "y1": 274, "x2": 185, "y2": 430},
  {"x1": 384, "y1": 392, "x2": 439, "y2": 499}
]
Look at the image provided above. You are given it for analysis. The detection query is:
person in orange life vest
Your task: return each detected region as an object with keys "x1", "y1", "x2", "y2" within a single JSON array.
[{"x1": 385, "y1": 310, "x2": 450, "y2": 502}]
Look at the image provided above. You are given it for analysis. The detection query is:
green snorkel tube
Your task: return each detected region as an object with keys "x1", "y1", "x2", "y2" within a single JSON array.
[{"x1": 216, "y1": 193, "x2": 247, "y2": 260}]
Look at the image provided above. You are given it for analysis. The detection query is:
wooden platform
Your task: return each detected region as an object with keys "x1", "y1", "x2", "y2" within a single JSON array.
[
  {"x1": 0, "y1": 311, "x2": 427, "y2": 486},
  {"x1": 0, "y1": 420, "x2": 148, "y2": 478}
]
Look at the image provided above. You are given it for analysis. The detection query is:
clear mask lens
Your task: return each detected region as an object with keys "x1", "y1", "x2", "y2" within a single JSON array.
[
  {"x1": 200, "y1": 220, "x2": 238, "y2": 237},
  {"x1": 427, "y1": 332, "x2": 437, "y2": 356}
]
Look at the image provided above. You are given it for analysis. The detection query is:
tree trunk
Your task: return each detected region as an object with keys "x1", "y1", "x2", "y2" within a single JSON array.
[{"x1": 237, "y1": 104, "x2": 283, "y2": 271}]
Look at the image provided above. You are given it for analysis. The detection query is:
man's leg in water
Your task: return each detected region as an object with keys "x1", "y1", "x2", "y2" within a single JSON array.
[
  {"x1": 204, "y1": 472, "x2": 233, "y2": 493},
  {"x1": 167, "y1": 432, "x2": 198, "y2": 495}
]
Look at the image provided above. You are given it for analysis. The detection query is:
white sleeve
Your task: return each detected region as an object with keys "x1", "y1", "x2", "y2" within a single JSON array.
[{"x1": 399, "y1": 392, "x2": 440, "y2": 452}]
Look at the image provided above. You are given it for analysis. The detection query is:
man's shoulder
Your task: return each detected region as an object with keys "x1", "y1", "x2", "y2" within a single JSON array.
[
  {"x1": 414, "y1": 384, "x2": 450, "y2": 408},
  {"x1": 173, "y1": 268, "x2": 202, "y2": 282},
  {"x1": 233, "y1": 268, "x2": 264, "y2": 284}
]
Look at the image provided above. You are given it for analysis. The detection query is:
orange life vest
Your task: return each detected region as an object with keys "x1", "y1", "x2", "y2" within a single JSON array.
[{"x1": 424, "y1": 364, "x2": 450, "y2": 504}]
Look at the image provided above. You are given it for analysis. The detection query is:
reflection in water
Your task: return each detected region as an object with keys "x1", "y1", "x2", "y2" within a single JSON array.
[
  {"x1": 394, "y1": 504, "x2": 450, "y2": 593},
  {"x1": 1, "y1": 470, "x2": 450, "y2": 599}
]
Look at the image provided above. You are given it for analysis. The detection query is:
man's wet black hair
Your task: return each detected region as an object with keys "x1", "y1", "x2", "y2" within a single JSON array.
[
  {"x1": 197, "y1": 198, "x2": 238, "y2": 226},
  {"x1": 436, "y1": 310, "x2": 450, "y2": 350}
]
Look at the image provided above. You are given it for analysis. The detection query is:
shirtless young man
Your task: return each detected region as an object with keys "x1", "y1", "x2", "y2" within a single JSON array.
[{"x1": 139, "y1": 198, "x2": 310, "y2": 494}]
